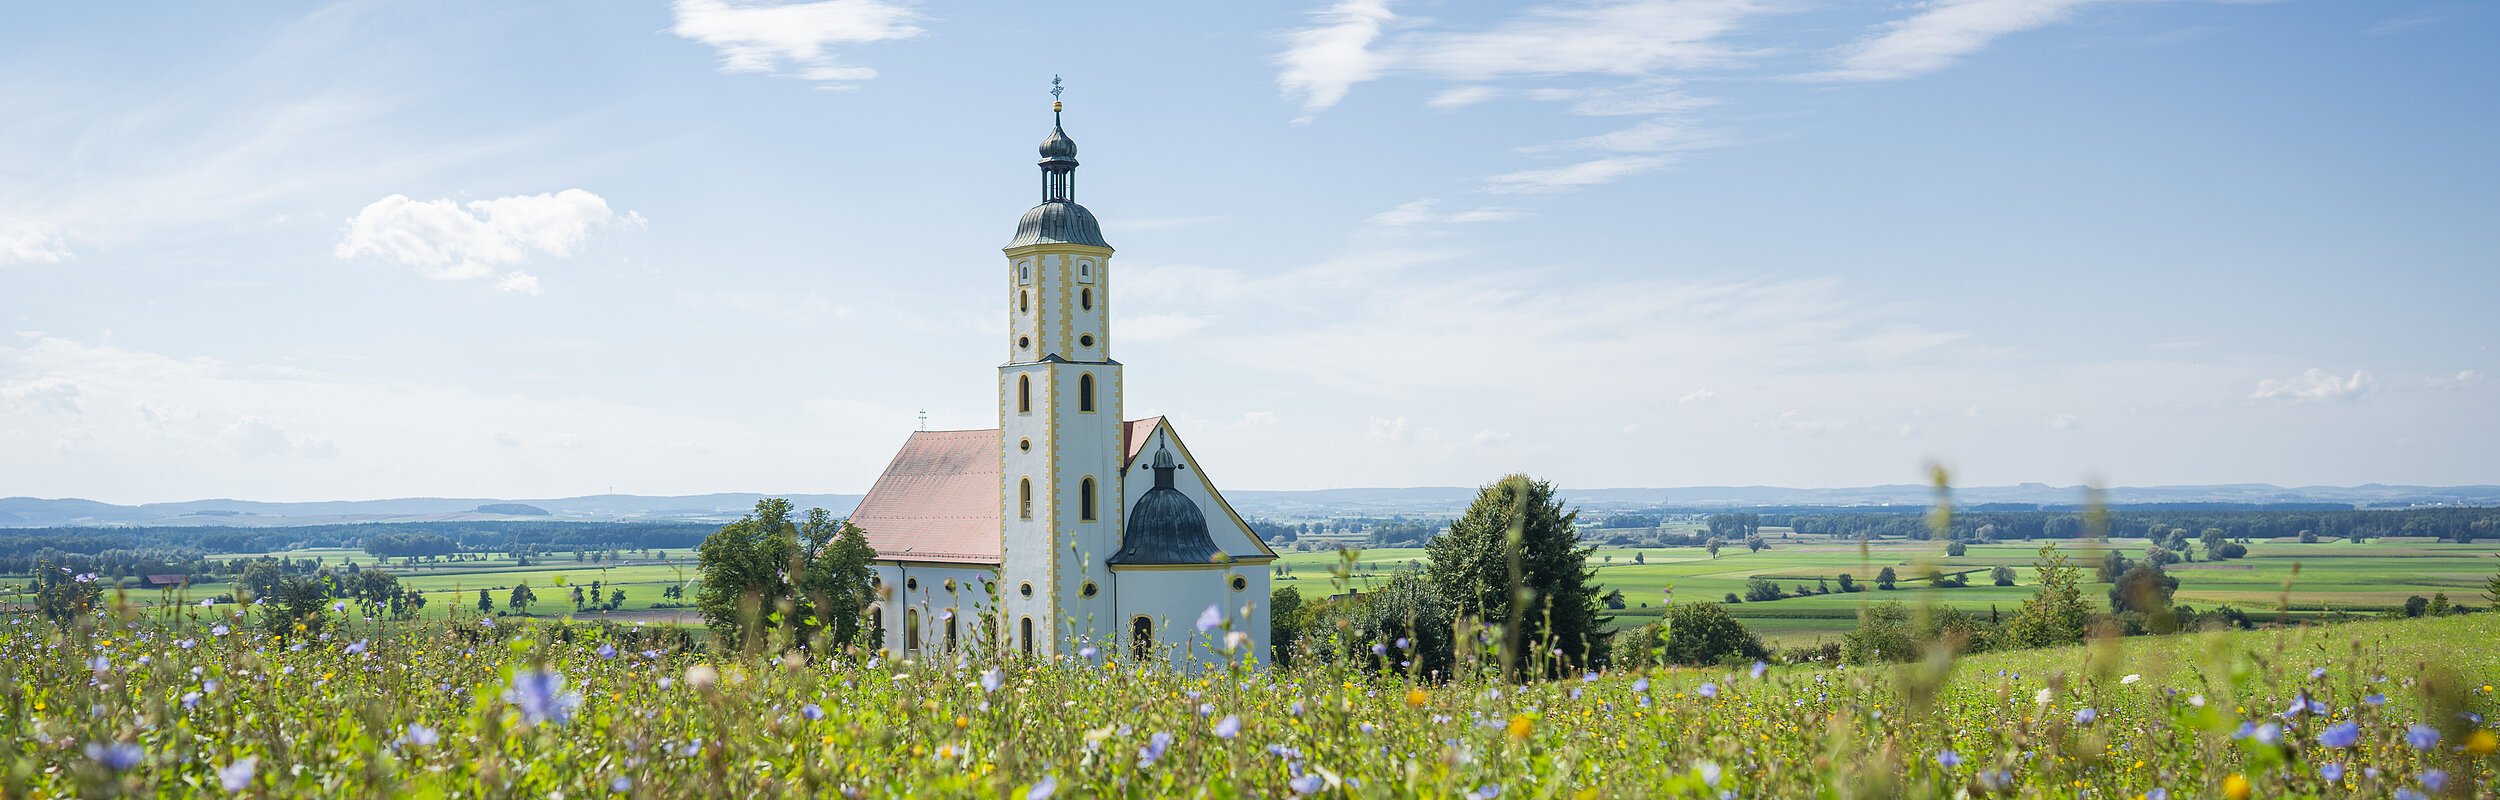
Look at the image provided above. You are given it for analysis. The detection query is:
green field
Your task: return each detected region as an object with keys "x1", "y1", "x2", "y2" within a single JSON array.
[
  {"x1": 7, "y1": 548, "x2": 711, "y2": 624},
  {"x1": 1272, "y1": 535, "x2": 2500, "y2": 645}
]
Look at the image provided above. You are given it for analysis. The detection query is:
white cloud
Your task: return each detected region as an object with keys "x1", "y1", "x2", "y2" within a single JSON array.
[
  {"x1": 2050, "y1": 413, "x2": 2081, "y2": 430},
  {"x1": 1528, "y1": 82, "x2": 1717, "y2": 116},
  {"x1": 222, "y1": 415, "x2": 339, "y2": 459},
  {"x1": 1276, "y1": 0, "x2": 1395, "y2": 119},
  {"x1": 1370, "y1": 198, "x2": 1529, "y2": 226},
  {"x1": 669, "y1": 0, "x2": 925, "y2": 86},
  {"x1": 2425, "y1": 370, "x2": 2483, "y2": 390},
  {"x1": 1537, "y1": 117, "x2": 1725, "y2": 154},
  {"x1": 1365, "y1": 414, "x2": 1411, "y2": 443},
  {"x1": 0, "y1": 220, "x2": 71, "y2": 265},
  {"x1": 1471, "y1": 429, "x2": 1512, "y2": 447},
  {"x1": 1814, "y1": 0, "x2": 2100, "y2": 82},
  {"x1": 2251, "y1": 368, "x2": 2374, "y2": 403},
  {"x1": 1778, "y1": 412, "x2": 1850, "y2": 435},
  {"x1": 1678, "y1": 388, "x2": 1716, "y2": 405},
  {"x1": 1403, "y1": 0, "x2": 1769, "y2": 80},
  {"x1": 334, "y1": 189, "x2": 633, "y2": 292},
  {"x1": 1484, "y1": 155, "x2": 1674, "y2": 193},
  {"x1": 1428, "y1": 86, "x2": 1501, "y2": 109}
]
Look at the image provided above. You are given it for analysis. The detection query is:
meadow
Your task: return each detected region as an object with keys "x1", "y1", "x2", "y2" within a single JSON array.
[
  {"x1": 2, "y1": 596, "x2": 2492, "y2": 797},
  {"x1": 1271, "y1": 534, "x2": 2500, "y2": 645}
]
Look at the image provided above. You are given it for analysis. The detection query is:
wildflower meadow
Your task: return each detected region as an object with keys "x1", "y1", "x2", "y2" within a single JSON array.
[{"x1": 3, "y1": 597, "x2": 2493, "y2": 798}]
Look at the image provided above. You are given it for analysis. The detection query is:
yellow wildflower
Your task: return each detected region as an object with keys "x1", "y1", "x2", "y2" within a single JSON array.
[
  {"x1": 2468, "y1": 729, "x2": 2497, "y2": 756},
  {"x1": 1507, "y1": 714, "x2": 1532, "y2": 741},
  {"x1": 1405, "y1": 688, "x2": 1428, "y2": 708},
  {"x1": 2222, "y1": 773, "x2": 2251, "y2": 800}
]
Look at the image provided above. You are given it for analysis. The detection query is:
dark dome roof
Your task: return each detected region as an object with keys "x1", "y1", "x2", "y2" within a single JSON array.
[
  {"x1": 1110, "y1": 448, "x2": 1223, "y2": 565},
  {"x1": 1039, "y1": 124, "x2": 1077, "y2": 159},
  {"x1": 1006, "y1": 201, "x2": 1110, "y2": 249}
]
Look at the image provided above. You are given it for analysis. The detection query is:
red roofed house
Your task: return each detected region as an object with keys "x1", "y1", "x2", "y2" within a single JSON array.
[{"x1": 848, "y1": 100, "x2": 1275, "y2": 665}]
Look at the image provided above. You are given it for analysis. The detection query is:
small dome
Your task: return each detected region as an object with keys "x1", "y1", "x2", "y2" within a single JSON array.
[
  {"x1": 1006, "y1": 201, "x2": 1111, "y2": 249},
  {"x1": 1111, "y1": 447, "x2": 1224, "y2": 565},
  {"x1": 1039, "y1": 124, "x2": 1077, "y2": 160}
]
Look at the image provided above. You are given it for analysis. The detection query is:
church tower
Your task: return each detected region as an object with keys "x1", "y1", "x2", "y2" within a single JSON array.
[{"x1": 997, "y1": 88, "x2": 1123, "y2": 656}]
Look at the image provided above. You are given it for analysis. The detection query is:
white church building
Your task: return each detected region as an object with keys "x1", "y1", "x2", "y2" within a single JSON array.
[{"x1": 846, "y1": 99, "x2": 1275, "y2": 666}]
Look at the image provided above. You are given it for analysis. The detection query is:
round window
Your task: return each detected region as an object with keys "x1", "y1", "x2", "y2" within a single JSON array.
[
  {"x1": 1079, "y1": 334, "x2": 1094, "y2": 347},
  {"x1": 1017, "y1": 336, "x2": 1031, "y2": 350},
  {"x1": 943, "y1": 578, "x2": 957, "y2": 591},
  {"x1": 1231, "y1": 576, "x2": 1248, "y2": 592},
  {"x1": 905, "y1": 577, "x2": 919, "y2": 591},
  {"x1": 1019, "y1": 582, "x2": 1034, "y2": 598},
  {"x1": 1019, "y1": 438, "x2": 1032, "y2": 453},
  {"x1": 1080, "y1": 582, "x2": 1098, "y2": 598}
]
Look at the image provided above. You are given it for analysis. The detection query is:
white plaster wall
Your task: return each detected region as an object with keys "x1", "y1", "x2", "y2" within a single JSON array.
[{"x1": 869, "y1": 562, "x2": 999, "y2": 662}]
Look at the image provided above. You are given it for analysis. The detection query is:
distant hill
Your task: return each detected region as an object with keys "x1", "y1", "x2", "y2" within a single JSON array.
[{"x1": 5, "y1": 483, "x2": 2496, "y2": 528}]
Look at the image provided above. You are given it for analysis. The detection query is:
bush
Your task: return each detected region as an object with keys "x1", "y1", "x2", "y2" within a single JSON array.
[
  {"x1": 1655, "y1": 602, "x2": 1767, "y2": 666},
  {"x1": 1743, "y1": 577, "x2": 1785, "y2": 603}
]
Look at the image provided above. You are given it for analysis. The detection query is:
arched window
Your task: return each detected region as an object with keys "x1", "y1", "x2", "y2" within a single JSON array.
[
  {"x1": 1020, "y1": 617, "x2": 1034, "y2": 656},
  {"x1": 1078, "y1": 373, "x2": 1095, "y2": 412},
  {"x1": 905, "y1": 609, "x2": 921, "y2": 653},
  {"x1": 1078, "y1": 261, "x2": 1093, "y2": 283},
  {"x1": 1019, "y1": 478, "x2": 1033, "y2": 519},
  {"x1": 1079, "y1": 477, "x2": 1097, "y2": 521},
  {"x1": 945, "y1": 616, "x2": 958, "y2": 653},
  {"x1": 1017, "y1": 375, "x2": 1032, "y2": 414},
  {"x1": 1020, "y1": 290, "x2": 1029, "y2": 313},
  {"x1": 1080, "y1": 288, "x2": 1093, "y2": 310},
  {"x1": 1131, "y1": 616, "x2": 1154, "y2": 660},
  {"x1": 869, "y1": 607, "x2": 885, "y2": 647},
  {"x1": 1018, "y1": 262, "x2": 1031, "y2": 285}
]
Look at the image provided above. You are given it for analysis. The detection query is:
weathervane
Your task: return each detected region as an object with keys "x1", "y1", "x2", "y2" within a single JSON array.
[{"x1": 1051, "y1": 75, "x2": 1064, "y2": 113}]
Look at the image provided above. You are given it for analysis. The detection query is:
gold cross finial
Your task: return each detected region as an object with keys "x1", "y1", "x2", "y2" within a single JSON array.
[{"x1": 1051, "y1": 75, "x2": 1064, "y2": 113}]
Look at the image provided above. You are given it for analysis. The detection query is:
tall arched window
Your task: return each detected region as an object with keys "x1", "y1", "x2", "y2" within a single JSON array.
[
  {"x1": 1019, "y1": 290, "x2": 1029, "y2": 313},
  {"x1": 1078, "y1": 373, "x2": 1095, "y2": 412},
  {"x1": 1080, "y1": 288, "x2": 1093, "y2": 310},
  {"x1": 1017, "y1": 375, "x2": 1032, "y2": 414},
  {"x1": 1131, "y1": 616, "x2": 1154, "y2": 660},
  {"x1": 1079, "y1": 477, "x2": 1097, "y2": 521},
  {"x1": 869, "y1": 607, "x2": 885, "y2": 649},
  {"x1": 1019, "y1": 478, "x2": 1033, "y2": 519},
  {"x1": 905, "y1": 609, "x2": 921, "y2": 653},
  {"x1": 945, "y1": 616, "x2": 958, "y2": 652},
  {"x1": 1020, "y1": 617, "x2": 1034, "y2": 656}
]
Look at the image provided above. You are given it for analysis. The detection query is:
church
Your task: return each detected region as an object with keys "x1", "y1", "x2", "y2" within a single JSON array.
[{"x1": 845, "y1": 97, "x2": 1275, "y2": 666}]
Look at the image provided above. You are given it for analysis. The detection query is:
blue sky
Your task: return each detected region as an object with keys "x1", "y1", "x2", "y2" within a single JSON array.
[{"x1": 2, "y1": 0, "x2": 2494, "y2": 503}]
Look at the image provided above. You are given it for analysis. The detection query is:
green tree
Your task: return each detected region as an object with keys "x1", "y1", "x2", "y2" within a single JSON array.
[
  {"x1": 29, "y1": 565, "x2": 104, "y2": 626},
  {"x1": 2485, "y1": 558, "x2": 2500, "y2": 606},
  {"x1": 476, "y1": 588, "x2": 492, "y2": 615},
  {"x1": 1742, "y1": 577, "x2": 1785, "y2": 602},
  {"x1": 696, "y1": 499, "x2": 877, "y2": 654},
  {"x1": 2007, "y1": 544, "x2": 2090, "y2": 648},
  {"x1": 1946, "y1": 541, "x2": 1968, "y2": 557},
  {"x1": 1424, "y1": 475, "x2": 1609, "y2": 678},
  {"x1": 1875, "y1": 566, "x2": 1898, "y2": 590},
  {"x1": 1990, "y1": 565, "x2": 2017, "y2": 587},
  {"x1": 1269, "y1": 586, "x2": 1306, "y2": 667},
  {"x1": 508, "y1": 582, "x2": 536, "y2": 615},
  {"x1": 1655, "y1": 601, "x2": 1767, "y2": 666}
]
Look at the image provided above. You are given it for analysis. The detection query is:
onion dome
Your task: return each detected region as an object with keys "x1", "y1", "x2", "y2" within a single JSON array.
[
  {"x1": 1110, "y1": 447, "x2": 1223, "y2": 565},
  {"x1": 1006, "y1": 95, "x2": 1112, "y2": 250}
]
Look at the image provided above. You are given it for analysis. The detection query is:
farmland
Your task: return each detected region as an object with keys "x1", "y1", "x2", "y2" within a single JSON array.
[{"x1": 1272, "y1": 534, "x2": 2500, "y2": 645}]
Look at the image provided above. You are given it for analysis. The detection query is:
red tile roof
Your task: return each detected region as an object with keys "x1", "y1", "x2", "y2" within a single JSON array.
[
  {"x1": 848, "y1": 429, "x2": 1003, "y2": 564},
  {"x1": 1123, "y1": 416, "x2": 1163, "y2": 468}
]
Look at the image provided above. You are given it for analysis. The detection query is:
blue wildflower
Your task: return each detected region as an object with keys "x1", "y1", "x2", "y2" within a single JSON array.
[
  {"x1": 1195, "y1": 605, "x2": 1223, "y2": 633},
  {"x1": 2319, "y1": 762, "x2": 2344, "y2": 783},
  {"x1": 84, "y1": 742, "x2": 142, "y2": 771},
  {"x1": 2073, "y1": 707, "x2": 2096, "y2": 725},
  {"x1": 502, "y1": 670, "x2": 582, "y2": 727},
  {"x1": 2321, "y1": 720, "x2": 2359, "y2": 748},
  {"x1": 1935, "y1": 749, "x2": 1961, "y2": 768},
  {"x1": 2422, "y1": 770, "x2": 2447, "y2": 792},
  {"x1": 1290, "y1": 774, "x2": 1325, "y2": 795},
  {"x1": 2406, "y1": 723, "x2": 2440, "y2": 750},
  {"x1": 801, "y1": 703, "x2": 824, "y2": 721},
  {"x1": 218, "y1": 756, "x2": 256, "y2": 791},
  {"x1": 1027, "y1": 775, "x2": 1057, "y2": 800},
  {"x1": 1214, "y1": 715, "x2": 1241, "y2": 739}
]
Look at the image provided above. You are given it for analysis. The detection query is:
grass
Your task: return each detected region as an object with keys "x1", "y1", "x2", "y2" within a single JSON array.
[{"x1": 1, "y1": 600, "x2": 2492, "y2": 797}]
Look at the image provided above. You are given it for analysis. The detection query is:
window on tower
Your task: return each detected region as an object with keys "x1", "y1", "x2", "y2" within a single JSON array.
[
  {"x1": 1018, "y1": 262, "x2": 1032, "y2": 285},
  {"x1": 1081, "y1": 288, "x2": 1093, "y2": 310},
  {"x1": 1019, "y1": 478, "x2": 1033, "y2": 519},
  {"x1": 1018, "y1": 375, "x2": 1032, "y2": 413},
  {"x1": 1020, "y1": 291, "x2": 1029, "y2": 313},
  {"x1": 1080, "y1": 477, "x2": 1097, "y2": 520},
  {"x1": 1078, "y1": 261, "x2": 1094, "y2": 283},
  {"x1": 1078, "y1": 373, "x2": 1095, "y2": 412}
]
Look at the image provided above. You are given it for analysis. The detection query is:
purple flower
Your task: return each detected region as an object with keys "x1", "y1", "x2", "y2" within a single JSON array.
[
  {"x1": 211, "y1": 623, "x2": 230, "y2": 637},
  {"x1": 345, "y1": 639, "x2": 368, "y2": 655},
  {"x1": 1290, "y1": 775, "x2": 1325, "y2": 795},
  {"x1": 982, "y1": 668, "x2": 1004, "y2": 694},
  {"x1": 1751, "y1": 661, "x2": 1769, "y2": 680},
  {"x1": 404, "y1": 724, "x2": 440, "y2": 747},
  {"x1": 1196, "y1": 605, "x2": 1223, "y2": 633},
  {"x1": 2310, "y1": 667, "x2": 2328, "y2": 680},
  {"x1": 2146, "y1": 790, "x2": 2167, "y2": 800},
  {"x1": 610, "y1": 777, "x2": 632, "y2": 794},
  {"x1": 1698, "y1": 682, "x2": 1718, "y2": 698},
  {"x1": 800, "y1": 703, "x2": 824, "y2": 721},
  {"x1": 502, "y1": 670, "x2": 582, "y2": 727},
  {"x1": 2365, "y1": 692, "x2": 2387, "y2": 706},
  {"x1": 1632, "y1": 677, "x2": 1650, "y2": 693},
  {"x1": 1077, "y1": 645, "x2": 1099, "y2": 659},
  {"x1": 1027, "y1": 776, "x2": 1056, "y2": 800},
  {"x1": 596, "y1": 643, "x2": 617, "y2": 659},
  {"x1": 2421, "y1": 770, "x2": 2448, "y2": 792},
  {"x1": 2073, "y1": 707, "x2": 2096, "y2": 725},
  {"x1": 84, "y1": 742, "x2": 143, "y2": 771},
  {"x1": 1466, "y1": 784, "x2": 1502, "y2": 800},
  {"x1": 218, "y1": 756, "x2": 257, "y2": 791},
  {"x1": 2406, "y1": 723, "x2": 2440, "y2": 750},
  {"x1": 181, "y1": 692, "x2": 202, "y2": 710},
  {"x1": 1695, "y1": 761, "x2": 1722, "y2": 787},
  {"x1": 1214, "y1": 715, "x2": 1241, "y2": 739},
  {"x1": 2320, "y1": 720, "x2": 2359, "y2": 748},
  {"x1": 2396, "y1": 789, "x2": 2428, "y2": 800},
  {"x1": 1935, "y1": 749, "x2": 1962, "y2": 768},
  {"x1": 2319, "y1": 762, "x2": 2344, "y2": 782},
  {"x1": 1138, "y1": 731, "x2": 1174, "y2": 766},
  {"x1": 2254, "y1": 723, "x2": 2281, "y2": 745}
]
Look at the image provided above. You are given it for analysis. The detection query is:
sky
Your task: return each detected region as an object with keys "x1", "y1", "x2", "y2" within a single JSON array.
[{"x1": 2, "y1": 0, "x2": 2495, "y2": 504}]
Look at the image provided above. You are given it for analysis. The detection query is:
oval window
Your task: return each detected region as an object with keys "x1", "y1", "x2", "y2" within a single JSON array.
[
  {"x1": 1080, "y1": 581, "x2": 1098, "y2": 598},
  {"x1": 1019, "y1": 582, "x2": 1034, "y2": 598},
  {"x1": 1079, "y1": 334, "x2": 1094, "y2": 347},
  {"x1": 1017, "y1": 336, "x2": 1030, "y2": 350},
  {"x1": 943, "y1": 578, "x2": 956, "y2": 591},
  {"x1": 1019, "y1": 438, "x2": 1032, "y2": 453},
  {"x1": 1080, "y1": 288, "x2": 1093, "y2": 310},
  {"x1": 1231, "y1": 575, "x2": 1248, "y2": 592},
  {"x1": 905, "y1": 577, "x2": 919, "y2": 591}
]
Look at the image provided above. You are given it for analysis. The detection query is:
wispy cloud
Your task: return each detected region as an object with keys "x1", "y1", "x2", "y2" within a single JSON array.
[
  {"x1": 670, "y1": 0, "x2": 926, "y2": 87},
  {"x1": 1485, "y1": 155, "x2": 1675, "y2": 193},
  {"x1": 1812, "y1": 0, "x2": 2101, "y2": 82},
  {"x1": 0, "y1": 220, "x2": 71, "y2": 265},
  {"x1": 1369, "y1": 198, "x2": 1529, "y2": 226},
  {"x1": 2367, "y1": 9, "x2": 2458, "y2": 36},
  {"x1": 1276, "y1": 0, "x2": 1395, "y2": 120},
  {"x1": 334, "y1": 189, "x2": 640, "y2": 294},
  {"x1": 2251, "y1": 368, "x2": 2375, "y2": 403}
]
